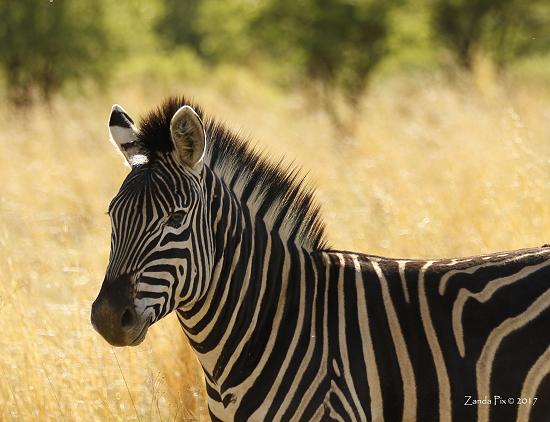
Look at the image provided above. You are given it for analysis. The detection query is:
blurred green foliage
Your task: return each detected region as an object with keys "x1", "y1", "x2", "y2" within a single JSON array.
[
  {"x1": 431, "y1": 0, "x2": 550, "y2": 69},
  {"x1": 0, "y1": 0, "x2": 549, "y2": 105},
  {"x1": 0, "y1": 0, "x2": 115, "y2": 105},
  {"x1": 253, "y1": 0, "x2": 397, "y2": 105},
  {"x1": 156, "y1": 0, "x2": 259, "y2": 63}
]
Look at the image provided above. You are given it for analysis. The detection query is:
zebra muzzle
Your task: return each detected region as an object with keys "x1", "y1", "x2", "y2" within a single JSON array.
[{"x1": 91, "y1": 274, "x2": 149, "y2": 347}]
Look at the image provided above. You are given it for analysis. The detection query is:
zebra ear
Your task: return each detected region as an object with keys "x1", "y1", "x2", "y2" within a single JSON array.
[
  {"x1": 169, "y1": 105, "x2": 206, "y2": 169},
  {"x1": 108, "y1": 104, "x2": 146, "y2": 167}
]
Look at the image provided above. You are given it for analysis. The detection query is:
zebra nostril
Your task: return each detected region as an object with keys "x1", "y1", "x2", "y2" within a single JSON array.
[{"x1": 120, "y1": 308, "x2": 135, "y2": 329}]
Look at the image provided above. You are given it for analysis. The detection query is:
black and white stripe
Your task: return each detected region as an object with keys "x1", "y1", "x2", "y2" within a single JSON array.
[{"x1": 97, "y1": 97, "x2": 550, "y2": 421}]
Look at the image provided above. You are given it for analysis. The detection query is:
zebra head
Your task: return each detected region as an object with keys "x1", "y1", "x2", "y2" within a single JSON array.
[{"x1": 91, "y1": 102, "x2": 213, "y2": 346}]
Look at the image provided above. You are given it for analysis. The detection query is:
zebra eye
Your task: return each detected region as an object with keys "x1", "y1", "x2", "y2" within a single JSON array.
[{"x1": 166, "y1": 211, "x2": 185, "y2": 228}]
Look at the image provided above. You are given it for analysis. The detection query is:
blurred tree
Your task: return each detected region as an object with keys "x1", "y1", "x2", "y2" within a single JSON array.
[
  {"x1": 155, "y1": 0, "x2": 202, "y2": 52},
  {"x1": 0, "y1": 0, "x2": 113, "y2": 106},
  {"x1": 259, "y1": 0, "x2": 396, "y2": 97},
  {"x1": 431, "y1": 0, "x2": 550, "y2": 70},
  {"x1": 254, "y1": 0, "x2": 397, "y2": 127},
  {"x1": 155, "y1": 0, "x2": 259, "y2": 64}
]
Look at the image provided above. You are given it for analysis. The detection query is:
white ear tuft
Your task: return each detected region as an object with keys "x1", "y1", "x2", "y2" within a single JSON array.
[
  {"x1": 108, "y1": 104, "x2": 143, "y2": 166},
  {"x1": 169, "y1": 105, "x2": 206, "y2": 169}
]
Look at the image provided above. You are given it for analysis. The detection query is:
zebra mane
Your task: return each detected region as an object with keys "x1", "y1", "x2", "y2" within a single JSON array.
[{"x1": 136, "y1": 96, "x2": 328, "y2": 251}]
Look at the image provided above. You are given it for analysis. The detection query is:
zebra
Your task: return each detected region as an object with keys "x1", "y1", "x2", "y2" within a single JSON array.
[{"x1": 91, "y1": 96, "x2": 550, "y2": 422}]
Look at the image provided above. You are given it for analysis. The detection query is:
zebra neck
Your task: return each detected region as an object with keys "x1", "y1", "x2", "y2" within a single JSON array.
[
  {"x1": 178, "y1": 238, "x2": 310, "y2": 391},
  {"x1": 177, "y1": 170, "x2": 310, "y2": 385}
]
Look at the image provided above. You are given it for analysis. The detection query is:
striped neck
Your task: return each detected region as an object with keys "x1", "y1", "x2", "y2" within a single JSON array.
[{"x1": 176, "y1": 163, "x2": 300, "y2": 379}]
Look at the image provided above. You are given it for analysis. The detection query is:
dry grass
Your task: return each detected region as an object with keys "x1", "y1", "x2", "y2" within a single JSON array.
[{"x1": 0, "y1": 71, "x2": 549, "y2": 421}]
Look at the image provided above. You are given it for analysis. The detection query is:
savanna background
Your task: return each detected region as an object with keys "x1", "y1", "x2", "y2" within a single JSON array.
[{"x1": 0, "y1": 0, "x2": 549, "y2": 420}]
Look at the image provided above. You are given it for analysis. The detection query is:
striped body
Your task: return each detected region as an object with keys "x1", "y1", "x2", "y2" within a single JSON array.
[
  {"x1": 91, "y1": 97, "x2": 550, "y2": 422},
  {"x1": 182, "y1": 164, "x2": 550, "y2": 421}
]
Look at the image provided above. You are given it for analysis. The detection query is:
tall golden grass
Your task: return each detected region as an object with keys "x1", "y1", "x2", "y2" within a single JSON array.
[{"x1": 0, "y1": 71, "x2": 549, "y2": 421}]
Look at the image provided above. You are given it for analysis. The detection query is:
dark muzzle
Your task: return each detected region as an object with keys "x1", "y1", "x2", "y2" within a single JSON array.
[{"x1": 91, "y1": 274, "x2": 142, "y2": 346}]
